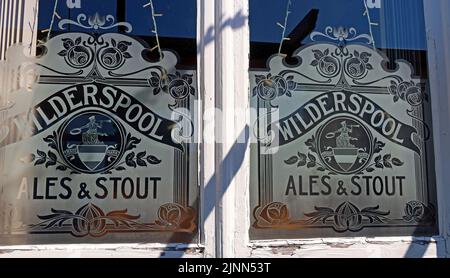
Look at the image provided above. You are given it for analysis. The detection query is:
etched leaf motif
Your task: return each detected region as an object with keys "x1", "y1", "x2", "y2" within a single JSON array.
[
  {"x1": 43, "y1": 134, "x2": 58, "y2": 149},
  {"x1": 308, "y1": 153, "x2": 316, "y2": 162},
  {"x1": 312, "y1": 49, "x2": 323, "y2": 60},
  {"x1": 255, "y1": 75, "x2": 266, "y2": 84},
  {"x1": 137, "y1": 152, "x2": 146, "y2": 160},
  {"x1": 153, "y1": 87, "x2": 161, "y2": 95},
  {"x1": 48, "y1": 151, "x2": 57, "y2": 162},
  {"x1": 56, "y1": 165, "x2": 68, "y2": 171},
  {"x1": 117, "y1": 41, "x2": 131, "y2": 52},
  {"x1": 284, "y1": 156, "x2": 298, "y2": 165},
  {"x1": 373, "y1": 139, "x2": 386, "y2": 153},
  {"x1": 34, "y1": 150, "x2": 47, "y2": 166},
  {"x1": 124, "y1": 134, "x2": 141, "y2": 151},
  {"x1": 384, "y1": 161, "x2": 392, "y2": 168},
  {"x1": 297, "y1": 153, "x2": 307, "y2": 167},
  {"x1": 374, "y1": 155, "x2": 381, "y2": 163},
  {"x1": 147, "y1": 155, "x2": 162, "y2": 165},
  {"x1": 62, "y1": 38, "x2": 74, "y2": 49},
  {"x1": 126, "y1": 152, "x2": 136, "y2": 168},
  {"x1": 305, "y1": 136, "x2": 317, "y2": 152},
  {"x1": 183, "y1": 74, "x2": 194, "y2": 84},
  {"x1": 136, "y1": 158, "x2": 147, "y2": 167},
  {"x1": 392, "y1": 158, "x2": 404, "y2": 166},
  {"x1": 46, "y1": 151, "x2": 57, "y2": 167},
  {"x1": 37, "y1": 150, "x2": 46, "y2": 158}
]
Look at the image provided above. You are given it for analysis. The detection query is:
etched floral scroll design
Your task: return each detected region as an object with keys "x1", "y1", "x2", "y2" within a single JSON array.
[
  {"x1": 253, "y1": 201, "x2": 391, "y2": 233},
  {"x1": 59, "y1": 13, "x2": 133, "y2": 33},
  {"x1": 24, "y1": 131, "x2": 161, "y2": 175},
  {"x1": 304, "y1": 202, "x2": 390, "y2": 233},
  {"x1": 284, "y1": 134, "x2": 404, "y2": 176},
  {"x1": 30, "y1": 203, "x2": 197, "y2": 237},
  {"x1": 252, "y1": 26, "x2": 428, "y2": 110},
  {"x1": 310, "y1": 26, "x2": 373, "y2": 46},
  {"x1": 403, "y1": 201, "x2": 435, "y2": 224},
  {"x1": 56, "y1": 36, "x2": 134, "y2": 73}
]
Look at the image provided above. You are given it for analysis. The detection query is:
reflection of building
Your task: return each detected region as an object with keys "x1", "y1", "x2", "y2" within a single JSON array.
[{"x1": 0, "y1": 0, "x2": 38, "y2": 60}]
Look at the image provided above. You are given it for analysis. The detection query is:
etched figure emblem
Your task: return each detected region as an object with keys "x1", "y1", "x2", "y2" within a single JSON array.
[
  {"x1": 317, "y1": 117, "x2": 372, "y2": 174},
  {"x1": 60, "y1": 111, "x2": 125, "y2": 173}
]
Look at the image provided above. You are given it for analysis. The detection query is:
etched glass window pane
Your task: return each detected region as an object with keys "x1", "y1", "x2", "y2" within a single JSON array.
[
  {"x1": 0, "y1": 0, "x2": 198, "y2": 244},
  {"x1": 250, "y1": 0, "x2": 437, "y2": 239}
]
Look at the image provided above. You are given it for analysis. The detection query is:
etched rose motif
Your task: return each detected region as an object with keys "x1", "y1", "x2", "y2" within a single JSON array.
[
  {"x1": 388, "y1": 80, "x2": 427, "y2": 106},
  {"x1": 72, "y1": 203, "x2": 107, "y2": 237},
  {"x1": 345, "y1": 50, "x2": 373, "y2": 79},
  {"x1": 167, "y1": 72, "x2": 195, "y2": 99},
  {"x1": 148, "y1": 71, "x2": 195, "y2": 98},
  {"x1": 405, "y1": 86, "x2": 424, "y2": 106},
  {"x1": 157, "y1": 203, "x2": 183, "y2": 226},
  {"x1": 310, "y1": 49, "x2": 340, "y2": 78},
  {"x1": 99, "y1": 39, "x2": 132, "y2": 70},
  {"x1": 403, "y1": 201, "x2": 435, "y2": 224},
  {"x1": 284, "y1": 153, "x2": 310, "y2": 168},
  {"x1": 258, "y1": 202, "x2": 290, "y2": 226},
  {"x1": 58, "y1": 37, "x2": 94, "y2": 68},
  {"x1": 169, "y1": 79, "x2": 191, "y2": 99},
  {"x1": 252, "y1": 74, "x2": 296, "y2": 100}
]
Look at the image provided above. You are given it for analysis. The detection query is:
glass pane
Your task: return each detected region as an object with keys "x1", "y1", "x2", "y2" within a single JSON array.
[
  {"x1": 0, "y1": 0, "x2": 198, "y2": 244},
  {"x1": 250, "y1": 0, "x2": 437, "y2": 239}
]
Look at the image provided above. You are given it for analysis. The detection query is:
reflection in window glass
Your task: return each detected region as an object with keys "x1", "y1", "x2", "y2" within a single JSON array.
[
  {"x1": 38, "y1": 0, "x2": 197, "y2": 67},
  {"x1": 249, "y1": 0, "x2": 437, "y2": 239}
]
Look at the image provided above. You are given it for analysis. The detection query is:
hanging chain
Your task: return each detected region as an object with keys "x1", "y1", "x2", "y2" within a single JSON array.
[
  {"x1": 277, "y1": 0, "x2": 292, "y2": 57},
  {"x1": 40, "y1": 0, "x2": 61, "y2": 44},
  {"x1": 28, "y1": 1, "x2": 39, "y2": 54},
  {"x1": 144, "y1": 0, "x2": 163, "y2": 61},
  {"x1": 363, "y1": 0, "x2": 378, "y2": 50}
]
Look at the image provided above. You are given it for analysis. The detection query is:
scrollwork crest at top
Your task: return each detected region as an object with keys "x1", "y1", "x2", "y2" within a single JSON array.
[
  {"x1": 58, "y1": 13, "x2": 133, "y2": 33},
  {"x1": 310, "y1": 26, "x2": 373, "y2": 45}
]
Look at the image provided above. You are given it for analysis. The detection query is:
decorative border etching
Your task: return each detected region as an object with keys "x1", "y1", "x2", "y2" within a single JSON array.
[
  {"x1": 59, "y1": 13, "x2": 133, "y2": 33},
  {"x1": 30, "y1": 203, "x2": 196, "y2": 237}
]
